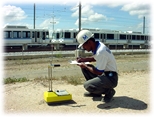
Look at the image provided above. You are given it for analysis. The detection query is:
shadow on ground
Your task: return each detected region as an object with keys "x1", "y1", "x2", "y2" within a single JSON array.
[
  {"x1": 96, "y1": 96, "x2": 148, "y2": 110},
  {"x1": 46, "y1": 100, "x2": 87, "y2": 107}
]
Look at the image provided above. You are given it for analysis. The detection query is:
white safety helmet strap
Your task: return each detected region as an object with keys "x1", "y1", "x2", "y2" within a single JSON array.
[{"x1": 76, "y1": 30, "x2": 94, "y2": 48}]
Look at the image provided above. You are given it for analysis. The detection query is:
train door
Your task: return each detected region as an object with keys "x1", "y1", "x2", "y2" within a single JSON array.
[
  {"x1": 42, "y1": 31, "x2": 46, "y2": 43},
  {"x1": 73, "y1": 32, "x2": 77, "y2": 42},
  {"x1": 42, "y1": 31, "x2": 49, "y2": 43},
  {"x1": 37, "y1": 31, "x2": 41, "y2": 43},
  {"x1": 101, "y1": 33, "x2": 106, "y2": 43},
  {"x1": 32, "y1": 31, "x2": 36, "y2": 43},
  {"x1": 32, "y1": 31, "x2": 40, "y2": 43},
  {"x1": 145, "y1": 35, "x2": 148, "y2": 43},
  {"x1": 127, "y1": 34, "x2": 131, "y2": 43},
  {"x1": 35, "y1": 31, "x2": 37, "y2": 43}
]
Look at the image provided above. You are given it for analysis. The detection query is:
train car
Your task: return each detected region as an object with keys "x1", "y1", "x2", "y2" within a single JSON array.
[
  {"x1": 51, "y1": 29, "x2": 78, "y2": 44},
  {"x1": 51, "y1": 28, "x2": 150, "y2": 50},
  {"x1": 51, "y1": 29, "x2": 78, "y2": 50},
  {"x1": 3, "y1": 25, "x2": 50, "y2": 47},
  {"x1": 51, "y1": 30, "x2": 60, "y2": 43},
  {"x1": 88, "y1": 29, "x2": 150, "y2": 49}
]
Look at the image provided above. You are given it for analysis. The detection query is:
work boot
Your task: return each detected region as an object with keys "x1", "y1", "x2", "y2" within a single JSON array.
[
  {"x1": 84, "y1": 92, "x2": 102, "y2": 97},
  {"x1": 103, "y1": 89, "x2": 115, "y2": 103}
]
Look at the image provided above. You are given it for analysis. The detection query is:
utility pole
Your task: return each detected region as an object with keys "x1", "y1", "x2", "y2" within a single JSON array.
[
  {"x1": 50, "y1": 6, "x2": 56, "y2": 34},
  {"x1": 34, "y1": 3, "x2": 35, "y2": 29},
  {"x1": 79, "y1": 1, "x2": 81, "y2": 32},
  {"x1": 50, "y1": 16, "x2": 56, "y2": 41},
  {"x1": 143, "y1": 16, "x2": 145, "y2": 34},
  {"x1": 50, "y1": 16, "x2": 56, "y2": 33}
]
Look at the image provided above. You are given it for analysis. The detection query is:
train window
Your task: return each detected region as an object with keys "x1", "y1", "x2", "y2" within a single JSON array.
[
  {"x1": 57, "y1": 33, "x2": 59, "y2": 39},
  {"x1": 4, "y1": 31, "x2": 12, "y2": 38},
  {"x1": 141, "y1": 35, "x2": 144, "y2": 40},
  {"x1": 132, "y1": 35, "x2": 136, "y2": 40},
  {"x1": 137, "y1": 35, "x2": 140, "y2": 40},
  {"x1": 65, "y1": 32, "x2": 71, "y2": 38},
  {"x1": 23, "y1": 31, "x2": 30, "y2": 38},
  {"x1": 13, "y1": 31, "x2": 21, "y2": 38},
  {"x1": 120, "y1": 34, "x2": 126, "y2": 40},
  {"x1": 32, "y1": 32, "x2": 35, "y2": 38},
  {"x1": 73, "y1": 32, "x2": 77, "y2": 38},
  {"x1": 46, "y1": 31, "x2": 49, "y2": 38},
  {"x1": 107, "y1": 34, "x2": 114, "y2": 39},
  {"x1": 94, "y1": 33, "x2": 99, "y2": 39},
  {"x1": 37, "y1": 32, "x2": 40, "y2": 38},
  {"x1": 42, "y1": 32, "x2": 45, "y2": 40}
]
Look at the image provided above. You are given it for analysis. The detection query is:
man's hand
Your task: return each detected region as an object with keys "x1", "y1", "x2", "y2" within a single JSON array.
[
  {"x1": 76, "y1": 56, "x2": 96, "y2": 63},
  {"x1": 77, "y1": 62, "x2": 87, "y2": 68},
  {"x1": 76, "y1": 57, "x2": 85, "y2": 62},
  {"x1": 77, "y1": 63, "x2": 103, "y2": 75}
]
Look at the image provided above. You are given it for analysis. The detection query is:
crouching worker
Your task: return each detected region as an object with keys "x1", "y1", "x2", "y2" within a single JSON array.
[{"x1": 76, "y1": 30, "x2": 118, "y2": 103}]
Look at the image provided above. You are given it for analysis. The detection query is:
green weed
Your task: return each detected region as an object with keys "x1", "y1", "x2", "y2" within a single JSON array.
[{"x1": 4, "y1": 77, "x2": 29, "y2": 84}]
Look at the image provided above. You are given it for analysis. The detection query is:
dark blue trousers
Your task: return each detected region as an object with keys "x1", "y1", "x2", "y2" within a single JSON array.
[{"x1": 81, "y1": 65, "x2": 118, "y2": 95}]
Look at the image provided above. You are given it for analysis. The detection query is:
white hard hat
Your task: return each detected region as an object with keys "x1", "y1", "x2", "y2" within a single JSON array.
[{"x1": 76, "y1": 30, "x2": 94, "y2": 48}]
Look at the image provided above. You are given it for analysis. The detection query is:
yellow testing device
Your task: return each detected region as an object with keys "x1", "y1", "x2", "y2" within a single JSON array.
[{"x1": 44, "y1": 64, "x2": 72, "y2": 104}]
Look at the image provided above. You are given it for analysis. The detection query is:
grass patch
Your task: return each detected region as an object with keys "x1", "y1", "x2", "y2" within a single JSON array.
[
  {"x1": 55, "y1": 53, "x2": 63, "y2": 58},
  {"x1": 33, "y1": 75, "x2": 83, "y2": 86},
  {"x1": 4, "y1": 77, "x2": 29, "y2": 84},
  {"x1": 61, "y1": 76, "x2": 84, "y2": 85},
  {"x1": 33, "y1": 75, "x2": 84, "y2": 86},
  {"x1": 33, "y1": 76, "x2": 48, "y2": 81},
  {"x1": 4, "y1": 75, "x2": 85, "y2": 86}
]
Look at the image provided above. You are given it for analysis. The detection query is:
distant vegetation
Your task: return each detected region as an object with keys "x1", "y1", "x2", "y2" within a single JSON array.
[
  {"x1": 4, "y1": 75, "x2": 84, "y2": 86},
  {"x1": 4, "y1": 77, "x2": 29, "y2": 84}
]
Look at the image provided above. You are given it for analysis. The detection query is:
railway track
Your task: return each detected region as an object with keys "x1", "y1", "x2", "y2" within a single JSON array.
[
  {"x1": 3, "y1": 49, "x2": 150, "y2": 60},
  {"x1": 4, "y1": 44, "x2": 149, "y2": 53},
  {"x1": 4, "y1": 45, "x2": 78, "y2": 52}
]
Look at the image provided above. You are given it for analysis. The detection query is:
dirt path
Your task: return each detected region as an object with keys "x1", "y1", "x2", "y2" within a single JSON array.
[{"x1": 2, "y1": 54, "x2": 151, "y2": 115}]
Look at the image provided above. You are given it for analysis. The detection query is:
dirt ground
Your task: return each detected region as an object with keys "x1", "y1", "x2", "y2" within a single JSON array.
[{"x1": 2, "y1": 54, "x2": 152, "y2": 116}]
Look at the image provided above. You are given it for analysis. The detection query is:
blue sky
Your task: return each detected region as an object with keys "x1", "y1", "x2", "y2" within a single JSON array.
[{"x1": 1, "y1": 0, "x2": 152, "y2": 35}]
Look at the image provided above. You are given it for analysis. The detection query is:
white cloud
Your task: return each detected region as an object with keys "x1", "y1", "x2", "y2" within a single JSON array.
[
  {"x1": 105, "y1": 2, "x2": 127, "y2": 8},
  {"x1": 71, "y1": 5, "x2": 78, "y2": 11},
  {"x1": 39, "y1": 18, "x2": 59, "y2": 30},
  {"x1": 88, "y1": 13, "x2": 107, "y2": 22},
  {"x1": 71, "y1": 5, "x2": 94, "y2": 17},
  {"x1": 81, "y1": 0, "x2": 128, "y2": 8},
  {"x1": 75, "y1": 18, "x2": 89, "y2": 26},
  {"x1": 79, "y1": 1, "x2": 151, "y2": 20},
  {"x1": 82, "y1": 5, "x2": 94, "y2": 17},
  {"x1": 72, "y1": 4, "x2": 108, "y2": 26},
  {"x1": 2, "y1": 5, "x2": 27, "y2": 22},
  {"x1": 71, "y1": 9, "x2": 78, "y2": 17},
  {"x1": 121, "y1": 2, "x2": 150, "y2": 19}
]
